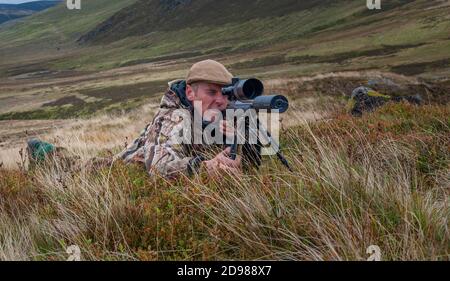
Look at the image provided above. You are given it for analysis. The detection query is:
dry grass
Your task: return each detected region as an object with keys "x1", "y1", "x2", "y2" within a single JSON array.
[
  {"x1": 0, "y1": 102, "x2": 159, "y2": 169},
  {"x1": 0, "y1": 101, "x2": 448, "y2": 261}
]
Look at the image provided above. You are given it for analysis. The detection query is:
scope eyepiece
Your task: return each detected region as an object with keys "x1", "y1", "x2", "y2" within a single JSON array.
[{"x1": 222, "y1": 78, "x2": 264, "y2": 100}]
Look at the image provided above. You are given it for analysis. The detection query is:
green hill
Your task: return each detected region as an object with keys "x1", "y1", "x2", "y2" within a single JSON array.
[
  {"x1": 77, "y1": 0, "x2": 336, "y2": 43},
  {"x1": 0, "y1": 0, "x2": 137, "y2": 66},
  {"x1": 0, "y1": 0, "x2": 448, "y2": 77},
  {"x1": 0, "y1": 1, "x2": 61, "y2": 25},
  {"x1": 0, "y1": 0, "x2": 137, "y2": 45},
  {"x1": 0, "y1": 0, "x2": 448, "y2": 120}
]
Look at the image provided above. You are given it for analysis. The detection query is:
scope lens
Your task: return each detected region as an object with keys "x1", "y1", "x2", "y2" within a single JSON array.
[
  {"x1": 270, "y1": 95, "x2": 288, "y2": 113},
  {"x1": 242, "y1": 78, "x2": 264, "y2": 99}
]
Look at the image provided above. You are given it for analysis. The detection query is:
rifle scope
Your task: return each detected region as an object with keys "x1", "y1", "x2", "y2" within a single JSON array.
[
  {"x1": 222, "y1": 78, "x2": 264, "y2": 100},
  {"x1": 229, "y1": 95, "x2": 289, "y2": 113}
]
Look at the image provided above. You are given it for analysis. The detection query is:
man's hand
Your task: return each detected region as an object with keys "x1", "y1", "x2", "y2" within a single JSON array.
[{"x1": 204, "y1": 147, "x2": 242, "y2": 178}]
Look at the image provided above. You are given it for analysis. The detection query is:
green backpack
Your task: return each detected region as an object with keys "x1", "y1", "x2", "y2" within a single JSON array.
[{"x1": 27, "y1": 138, "x2": 56, "y2": 162}]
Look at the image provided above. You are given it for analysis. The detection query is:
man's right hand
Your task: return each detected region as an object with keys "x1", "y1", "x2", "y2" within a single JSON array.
[{"x1": 203, "y1": 147, "x2": 242, "y2": 177}]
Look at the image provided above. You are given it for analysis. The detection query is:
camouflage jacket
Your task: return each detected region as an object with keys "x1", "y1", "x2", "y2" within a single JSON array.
[{"x1": 117, "y1": 80, "x2": 225, "y2": 179}]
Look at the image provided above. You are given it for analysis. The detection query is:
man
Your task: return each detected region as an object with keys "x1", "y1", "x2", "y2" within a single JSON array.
[
  {"x1": 117, "y1": 59, "x2": 244, "y2": 179},
  {"x1": 28, "y1": 60, "x2": 252, "y2": 180}
]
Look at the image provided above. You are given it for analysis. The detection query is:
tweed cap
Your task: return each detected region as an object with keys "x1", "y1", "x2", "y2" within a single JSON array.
[{"x1": 186, "y1": 59, "x2": 233, "y2": 86}]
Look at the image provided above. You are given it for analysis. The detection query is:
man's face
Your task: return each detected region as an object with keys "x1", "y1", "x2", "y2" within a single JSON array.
[{"x1": 186, "y1": 82, "x2": 229, "y2": 116}]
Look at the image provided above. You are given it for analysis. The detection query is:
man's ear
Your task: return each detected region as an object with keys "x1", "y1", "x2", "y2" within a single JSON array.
[{"x1": 186, "y1": 84, "x2": 195, "y2": 101}]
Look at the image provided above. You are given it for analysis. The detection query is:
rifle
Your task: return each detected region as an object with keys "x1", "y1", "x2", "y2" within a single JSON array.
[{"x1": 222, "y1": 78, "x2": 292, "y2": 172}]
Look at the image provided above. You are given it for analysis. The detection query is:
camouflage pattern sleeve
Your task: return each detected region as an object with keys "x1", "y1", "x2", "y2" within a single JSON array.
[{"x1": 143, "y1": 108, "x2": 204, "y2": 179}]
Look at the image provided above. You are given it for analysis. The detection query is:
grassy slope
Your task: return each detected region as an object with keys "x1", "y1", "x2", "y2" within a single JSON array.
[
  {"x1": 0, "y1": 1, "x2": 61, "y2": 25},
  {"x1": 0, "y1": 102, "x2": 448, "y2": 260},
  {"x1": 49, "y1": 0, "x2": 450, "y2": 76},
  {"x1": 0, "y1": 0, "x2": 448, "y2": 120},
  {"x1": 0, "y1": 0, "x2": 137, "y2": 45},
  {"x1": 0, "y1": 0, "x2": 448, "y2": 261},
  {"x1": 1, "y1": 0, "x2": 448, "y2": 76},
  {"x1": 0, "y1": 0, "x2": 137, "y2": 66},
  {"x1": 35, "y1": 1, "x2": 366, "y2": 70}
]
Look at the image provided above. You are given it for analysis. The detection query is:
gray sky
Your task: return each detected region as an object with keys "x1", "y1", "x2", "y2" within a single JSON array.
[{"x1": 0, "y1": 0, "x2": 47, "y2": 4}]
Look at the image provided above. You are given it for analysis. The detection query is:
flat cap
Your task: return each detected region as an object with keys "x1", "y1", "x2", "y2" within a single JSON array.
[{"x1": 186, "y1": 59, "x2": 233, "y2": 86}]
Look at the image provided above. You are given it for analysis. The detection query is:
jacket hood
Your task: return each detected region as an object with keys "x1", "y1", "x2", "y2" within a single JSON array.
[{"x1": 160, "y1": 79, "x2": 192, "y2": 109}]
